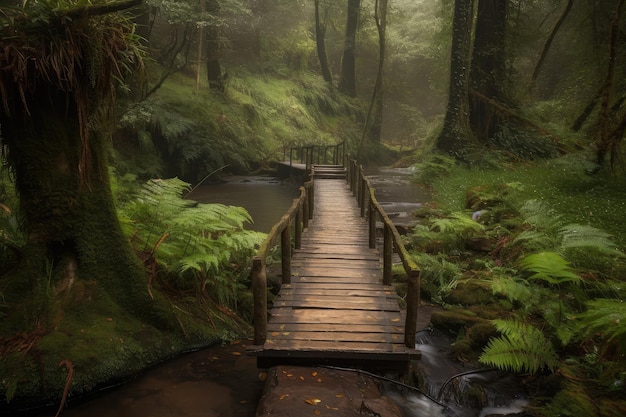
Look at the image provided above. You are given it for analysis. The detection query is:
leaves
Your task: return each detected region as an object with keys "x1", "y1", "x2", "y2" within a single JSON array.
[
  {"x1": 576, "y1": 299, "x2": 626, "y2": 348},
  {"x1": 118, "y1": 177, "x2": 266, "y2": 306},
  {"x1": 520, "y1": 251, "x2": 581, "y2": 285},
  {"x1": 479, "y1": 319, "x2": 559, "y2": 374}
]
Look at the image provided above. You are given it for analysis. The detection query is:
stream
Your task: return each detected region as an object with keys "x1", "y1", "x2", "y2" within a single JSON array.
[{"x1": 24, "y1": 168, "x2": 529, "y2": 417}]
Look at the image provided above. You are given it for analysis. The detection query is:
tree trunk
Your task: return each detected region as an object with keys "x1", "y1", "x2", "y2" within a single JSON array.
[
  {"x1": 339, "y1": 0, "x2": 360, "y2": 97},
  {"x1": 469, "y1": 0, "x2": 508, "y2": 143},
  {"x1": 360, "y1": 0, "x2": 387, "y2": 150},
  {"x1": 315, "y1": 0, "x2": 333, "y2": 83},
  {"x1": 0, "y1": 88, "x2": 168, "y2": 327},
  {"x1": 596, "y1": 0, "x2": 625, "y2": 166},
  {"x1": 435, "y1": 0, "x2": 475, "y2": 157},
  {"x1": 206, "y1": 0, "x2": 225, "y2": 92},
  {"x1": 532, "y1": 0, "x2": 574, "y2": 82}
]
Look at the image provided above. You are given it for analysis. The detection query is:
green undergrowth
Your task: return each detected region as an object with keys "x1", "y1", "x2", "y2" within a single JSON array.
[
  {"x1": 115, "y1": 69, "x2": 364, "y2": 182},
  {"x1": 408, "y1": 151, "x2": 626, "y2": 416}
]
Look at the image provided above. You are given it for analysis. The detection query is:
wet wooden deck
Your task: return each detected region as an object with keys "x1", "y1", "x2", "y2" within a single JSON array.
[{"x1": 254, "y1": 177, "x2": 419, "y2": 372}]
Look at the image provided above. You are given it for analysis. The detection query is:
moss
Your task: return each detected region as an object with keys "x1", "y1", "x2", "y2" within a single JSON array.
[
  {"x1": 430, "y1": 308, "x2": 485, "y2": 334},
  {"x1": 544, "y1": 388, "x2": 597, "y2": 417},
  {"x1": 599, "y1": 399, "x2": 626, "y2": 417},
  {"x1": 466, "y1": 321, "x2": 498, "y2": 350},
  {"x1": 444, "y1": 282, "x2": 495, "y2": 306}
]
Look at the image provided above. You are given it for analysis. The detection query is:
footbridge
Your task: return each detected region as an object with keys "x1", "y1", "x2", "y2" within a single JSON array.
[{"x1": 249, "y1": 145, "x2": 421, "y2": 373}]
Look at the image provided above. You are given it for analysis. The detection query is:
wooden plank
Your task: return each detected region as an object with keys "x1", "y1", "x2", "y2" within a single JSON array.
[
  {"x1": 272, "y1": 299, "x2": 400, "y2": 311},
  {"x1": 280, "y1": 283, "x2": 394, "y2": 290},
  {"x1": 279, "y1": 288, "x2": 394, "y2": 297},
  {"x1": 263, "y1": 339, "x2": 409, "y2": 353},
  {"x1": 267, "y1": 323, "x2": 404, "y2": 334},
  {"x1": 266, "y1": 331, "x2": 404, "y2": 344}
]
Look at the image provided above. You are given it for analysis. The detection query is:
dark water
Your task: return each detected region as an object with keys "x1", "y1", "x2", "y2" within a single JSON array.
[
  {"x1": 30, "y1": 340, "x2": 262, "y2": 417},
  {"x1": 185, "y1": 176, "x2": 301, "y2": 233},
  {"x1": 365, "y1": 166, "x2": 431, "y2": 229}
]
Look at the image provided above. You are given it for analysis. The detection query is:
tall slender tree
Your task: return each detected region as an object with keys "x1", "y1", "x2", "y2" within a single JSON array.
[
  {"x1": 315, "y1": 0, "x2": 333, "y2": 83},
  {"x1": 339, "y1": 0, "x2": 361, "y2": 97},
  {"x1": 360, "y1": 0, "x2": 388, "y2": 149},
  {"x1": 595, "y1": 0, "x2": 626, "y2": 167}
]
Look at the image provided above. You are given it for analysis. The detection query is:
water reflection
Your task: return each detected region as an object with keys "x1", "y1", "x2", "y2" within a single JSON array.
[{"x1": 186, "y1": 176, "x2": 301, "y2": 233}]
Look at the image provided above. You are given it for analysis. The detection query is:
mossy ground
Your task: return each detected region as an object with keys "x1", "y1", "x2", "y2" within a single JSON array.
[
  {"x1": 0, "y1": 276, "x2": 248, "y2": 410},
  {"x1": 409, "y1": 151, "x2": 626, "y2": 416}
]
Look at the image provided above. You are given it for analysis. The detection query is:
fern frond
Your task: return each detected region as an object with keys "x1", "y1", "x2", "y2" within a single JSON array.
[
  {"x1": 520, "y1": 251, "x2": 581, "y2": 285},
  {"x1": 519, "y1": 199, "x2": 563, "y2": 231},
  {"x1": 577, "y1": 299, "x2": 626, "y2": 345},
  {"x1": 430, "y1": 212, "x2": 484, "y2": 235},
  {"x1": 559, "y1": 224, "x2": 625, "y2": 258},
  {"x1": 178, "y1": 253, "x2": 220, "y2": 274},
  {"x1": 513, "y1": 230, "x2": 558, "y2": 252},
  {"x1": 487, "y1": 274, "x2": 532, "y2": 304},
  {"x1": 479, "y1": 319, "x2": 559, "y2": 374}
]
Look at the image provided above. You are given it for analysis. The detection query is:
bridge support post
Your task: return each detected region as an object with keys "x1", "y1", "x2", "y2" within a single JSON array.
[
  {"x1": 251, "y1": 257, "x2": 267, "y2": 345},
  {"x1": 404, "y1": 270, "x2": 420, "y2": 348}
]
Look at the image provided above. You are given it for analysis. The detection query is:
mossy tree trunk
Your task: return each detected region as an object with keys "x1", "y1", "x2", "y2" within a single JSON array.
[
  {"x1": 435, "y1": 0, "x2": 475, "y2": 157},
  {"x1": 0, "y1": 88, "x2": 165, "y2": 326},
  {"x1": 469, "y1": 0, "x2": 508, "y2": 143}
]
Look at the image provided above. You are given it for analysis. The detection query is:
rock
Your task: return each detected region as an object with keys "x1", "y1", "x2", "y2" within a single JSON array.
[{"x1": 256, "y1": 366, "x2": 404, "y2": 417}]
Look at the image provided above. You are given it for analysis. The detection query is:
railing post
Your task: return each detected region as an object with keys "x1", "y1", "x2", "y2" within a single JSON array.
[
  {"x1": 303, "y1": 187, "x2": 310, "y2": 227},
  {"x1": 360, "y1": 177, "x2": 367, "y2": 218},
  {"x1": 251, "y1": 257, "x2": 267, "y2": 345},
  {"x1": 369, "y1": 198, "x2": 377, "y2": 249},
  {"x1": 308, "y1": 182, "x2": 315, "y2": 220},
  {"x1": 404, "y1": 269, "x2": 420, "y2": 348},
  {"x1": 383, "y1": 223, "x2": 393, "y2": 285},
  {"x1": 295, "y1": 203, "x2": 302, "y2": 250},
  {"x1": 281, "y1": 225, "x2": 291, "y2": 284}
]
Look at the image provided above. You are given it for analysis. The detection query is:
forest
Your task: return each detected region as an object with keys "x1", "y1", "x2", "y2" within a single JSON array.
[{"x1": 1, "y1": 0, "x2": 626, "y2": 416}]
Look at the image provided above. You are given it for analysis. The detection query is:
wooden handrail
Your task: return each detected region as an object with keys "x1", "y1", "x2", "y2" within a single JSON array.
[
  {"x1": 346, "y1": 160, "x2": 421, "y2": 349},
  {"x1": 251, "y1": 173, "x2": 314, "y2": 345},
  {"x1": 285, "y1": 142, "x2": 346, "y2": 170}
]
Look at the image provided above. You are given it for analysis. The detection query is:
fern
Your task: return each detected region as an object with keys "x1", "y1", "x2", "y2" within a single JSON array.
[
  {"x1": 559, "y1": 224, "x2": 625, "y2": 258},
  {"x1": 479, "y1": 319, "x2": 559, "y2": 374},
  {"x1": 486, "y1": 273, "x2": 533, "y2": 305},
  {"x1": 519, "y1": 199, "x2": 563, "y2": 232},
  {"x1": 513, "y1": 229, "x2": 558, "y2": 252},
  {"x1": 520, "y1": 251, "x2": 581, "y2": 285},
  {"x1": 577, "y1": 299, "x2": 626, "y2": 348},
  {"x1": 117, "y1": 177, "x2": 266, "y2": 307},
  {"x1": 430, "y1": 212, "x2": 484, "y2": 236}
]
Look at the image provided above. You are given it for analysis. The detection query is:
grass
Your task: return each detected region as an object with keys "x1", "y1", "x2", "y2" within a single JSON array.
[{"x1": 428, "y1": 152, "x2": 626, "y2": 247}]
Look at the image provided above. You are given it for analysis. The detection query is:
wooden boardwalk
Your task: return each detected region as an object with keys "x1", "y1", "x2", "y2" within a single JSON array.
[{"x1": 254, "y1": 177, "x2": 419, "y2": 372}]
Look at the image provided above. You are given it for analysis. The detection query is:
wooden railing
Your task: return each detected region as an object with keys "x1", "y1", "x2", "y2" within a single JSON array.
[
  {"x1": 346, "y1": 159, "x2": 421, "y2": 348},
  {"x1": 284, "y1": 142, "x2": 346, "y2": 172},
  {"x1": 251, "y1": 172, "x2": 314, "y2": 345},
  {"x1": 250, "y1": 156, "x2": 420, "y2": 349}
]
